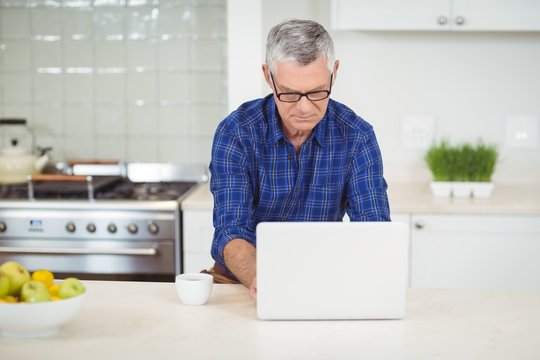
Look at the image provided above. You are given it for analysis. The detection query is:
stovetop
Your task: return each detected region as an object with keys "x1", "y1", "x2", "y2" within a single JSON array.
[{"x1": 0, "y1": 177, "x2": 197, "y2": 201}]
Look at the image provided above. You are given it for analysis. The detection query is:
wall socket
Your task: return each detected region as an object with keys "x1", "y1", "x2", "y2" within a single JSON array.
[
  {"x1": 401, "y1": 116, "x2": 434, "y2": 149},
  {"x1": 505, "y1": 116, "x2": 538, "y2": 148}
]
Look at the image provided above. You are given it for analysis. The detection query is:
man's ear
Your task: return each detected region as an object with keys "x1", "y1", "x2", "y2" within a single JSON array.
[
  {"x1": 332, "y1": 60, "x2": 340, "y2": 84},
  {"x1": 262, "y1": 64, "x2": 273, "y2": 88}
]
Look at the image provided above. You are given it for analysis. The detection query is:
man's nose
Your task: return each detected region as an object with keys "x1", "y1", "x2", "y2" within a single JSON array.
[{"x1": 296, "y1": 95, "x2": 313, "y2": 112}]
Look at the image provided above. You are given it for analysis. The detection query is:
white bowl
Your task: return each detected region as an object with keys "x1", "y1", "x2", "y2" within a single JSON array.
[{"x1": 0, "y1": 293, "x2": 86, "y2": 338}]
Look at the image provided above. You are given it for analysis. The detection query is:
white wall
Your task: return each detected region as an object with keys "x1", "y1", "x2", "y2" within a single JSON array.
[{"x1": 229, "y1": 0, "x2": 540, "y2": 184}]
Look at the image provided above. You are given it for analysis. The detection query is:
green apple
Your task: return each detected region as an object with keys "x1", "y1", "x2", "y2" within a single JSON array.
[
  {"x1": 58, "y1": 277, "x2": 85, "y2": 299},
  {"x1": 0, "y1": 261, "x2": 31, "y2": 296},
  {"x1": 0, "y1": 269, "x2": 10, "y2": 298},
  {"x1": 20, "y1": 280, "x2": 51, "y2": 303}
]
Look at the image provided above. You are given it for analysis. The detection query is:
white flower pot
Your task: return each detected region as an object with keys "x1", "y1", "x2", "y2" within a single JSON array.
[
  {"x1": 451, "y1": 182, "x2": 473, "y2": 198},
  {"x1": 430, "y1": 182, "x2": 453, "y2": 198},
  {"x1": 430, "y1": 181, "x2": 495, "y2": 198},
  {"x1": 470, "y1": 182, "x2": 495, "y2": 198}
]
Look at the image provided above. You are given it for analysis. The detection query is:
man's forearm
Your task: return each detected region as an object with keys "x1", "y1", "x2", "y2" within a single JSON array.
[{"x1": 223, "y1": 238, "x2": 256, "y2": 288}]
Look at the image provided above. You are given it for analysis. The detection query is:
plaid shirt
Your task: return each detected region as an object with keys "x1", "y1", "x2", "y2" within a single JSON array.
[{"x1": 209, "y1": 95, "x2": 390, "y2": 270}]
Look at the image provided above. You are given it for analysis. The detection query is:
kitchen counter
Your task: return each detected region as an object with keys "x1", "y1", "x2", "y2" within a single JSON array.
[
  {"x1": 2, "y1": 281, "x2": 540, "y2": 360},
  {"x1": 182, "y1": 181, "x2": 540, "y2": 214}
]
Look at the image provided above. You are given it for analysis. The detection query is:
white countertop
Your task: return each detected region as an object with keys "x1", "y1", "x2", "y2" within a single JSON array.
[
  {"x1": 182, "y1": 181, "x2": 540, "y2": 215},
  {"x1": 2, "y1": 281, "x2": 539, "y2": 359}
]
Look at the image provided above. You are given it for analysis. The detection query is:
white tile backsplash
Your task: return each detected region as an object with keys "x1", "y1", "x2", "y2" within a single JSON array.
[
  {"x1": 64, "y1": 74, "x2": 93, "y2": 102},
  {"x1": 0, "y1": 0, "x2": 226, "y2": 166},
  {"x1": 95, "y1": 105, "x2": 125, "y2": 135},
  {"x1": 95, "y1": 135, "x2": 126, "y2": 160},
  {"x1": 33, "y1": 73, "x2": 63, "y2": 102},
  {"x1": 33, "y1": 104, "x2": 64, "y2": 135},
  {"x1": 158, "y1": 7, "x2": 191, "y2": 38},
  {"x1": 3, "y1": 73, "x2": 32, "y2": 102},
  {"x1": 1, "y1": 9, "x2": 30, "y2": 39},
  {"x1": 1, "y1": 40, "x2": 31, "y2": 70},
  {"x1": 158, "y1": 105, "x2": 189, "y2": 136},
  {"x1": 127, "y1": 135, "x2": 157, "y2": 161},
  {"x1": 94, "y1": 8, "x2": 125, "y2": 39},
  {"x1": 158, "y1": 135, "x2": 190, "y2": 163},
  {"x1": 158, "y1": 72, "x2": 188, "y2": 103},
  {"x1": 64, "y1": 134, "x2": 95, "y2": 159},
  {"x1": 95, "y1": 41, "x2": 125, "y2": 67},
  {"x1": 127, "y1": 104, "x2": 157, "y2": 135},
  {"x1": 126, "y1": 72, "x2": 157, "y2": 103},
  {"x1": 126, "y1": 40, "x2": 157, "y2": 70},
  {"x1": 64, "y1": 41, "x2": 93, "y2": 67},
  {"x1": 64, "y1": 104, "x2": 94, "y2": 135},
  {"x1": 158, "y1": 39, "x2": 189, "y2": 71},
  {"x1": 33, "y1": 40, "x2": 62, "y2": 68},
  {"x1": 191, "y1": 39, "x2": 224, "y2": 71},
  {"x1": 63, "y1": 9, "x2": 94, "y2": 39},
  {"x1": 95, "y1": 73, "x2": 125, "y2": 103},
  {"x1": 31, "y1": 9, "x2": 63, "y2": 37}
]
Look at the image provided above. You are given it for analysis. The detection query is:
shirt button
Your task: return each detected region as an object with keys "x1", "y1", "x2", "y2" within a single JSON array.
[{"x1": 295, "y1": 188, "x2": 300, "y2": 193}]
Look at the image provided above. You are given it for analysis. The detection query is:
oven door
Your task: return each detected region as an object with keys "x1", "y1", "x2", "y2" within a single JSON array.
[{"x1": 0, "y1": 239, "x2": 175, "y2": 280}]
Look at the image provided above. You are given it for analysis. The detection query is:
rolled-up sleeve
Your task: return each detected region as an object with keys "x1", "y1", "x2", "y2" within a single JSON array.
[
  {"x1": 209, "y1": 124, "x2": 256, "y2": 270},
  {"x1": 346, "y1": 127, "x2": 391, "y2": 222}
]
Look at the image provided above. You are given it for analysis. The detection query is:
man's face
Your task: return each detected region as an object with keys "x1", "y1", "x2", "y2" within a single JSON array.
[{"x1": 263, "y1": 57, "x2": 338, "y2": 137}]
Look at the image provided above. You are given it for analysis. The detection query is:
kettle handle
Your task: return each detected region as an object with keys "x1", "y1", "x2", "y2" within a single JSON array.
[{"x1": 0, "y1": 118, "x2": 27, "y2": 126}]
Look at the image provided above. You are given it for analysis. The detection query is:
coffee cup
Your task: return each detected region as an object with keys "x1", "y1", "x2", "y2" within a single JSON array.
[{"x1": 175, "y1": 273, "x2": 213, "y2": 305}]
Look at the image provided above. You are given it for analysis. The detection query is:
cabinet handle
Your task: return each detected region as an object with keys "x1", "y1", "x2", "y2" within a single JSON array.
[
  {"x1": 414, "y1": 221, "x2": 425, "y2": 230},
  {"x1": 455, "y1": 16, "x2": 465, "y2": 25},
  {"x1": 437, "y1": 16, "x2": 448, "y2": 25}
]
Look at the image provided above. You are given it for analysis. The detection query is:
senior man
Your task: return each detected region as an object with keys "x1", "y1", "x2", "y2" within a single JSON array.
[{"x1": 207, "y1": 19, "x2": 390, "y2": 298}]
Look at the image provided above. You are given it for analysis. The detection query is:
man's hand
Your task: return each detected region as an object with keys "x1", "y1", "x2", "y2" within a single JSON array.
[
  {"x1": 249, "y1": 277, "x2": 257, "y2": 299},
  {"x1": 223, "y1": 238, "x2": 257, "y2": 299}
]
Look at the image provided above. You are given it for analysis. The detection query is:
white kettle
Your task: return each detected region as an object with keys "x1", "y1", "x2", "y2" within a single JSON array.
[{"x1": 0, "y1": 138, "x2": 50, "y2": 184}]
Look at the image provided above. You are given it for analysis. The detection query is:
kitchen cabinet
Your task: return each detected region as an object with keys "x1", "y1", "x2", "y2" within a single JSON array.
[
  {"x1": 410, "y1": 214, "x2": 540, "y2": 289},
  {"x1": 182, "y1": 209, "x2": 214, "y2": 273},
  {"x1": 331, "y1": 0, "x2": 540, "y2": 31}
]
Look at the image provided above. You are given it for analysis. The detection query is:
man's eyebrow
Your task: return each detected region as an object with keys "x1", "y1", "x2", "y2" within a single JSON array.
[{"x1": 279, "y1": 83, "x2": 327, "y2": 93}]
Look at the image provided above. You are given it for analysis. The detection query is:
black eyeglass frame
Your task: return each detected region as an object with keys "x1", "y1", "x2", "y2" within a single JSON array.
[{"x1": 270, "y1": 72, "x2": 333, "y2": 103}]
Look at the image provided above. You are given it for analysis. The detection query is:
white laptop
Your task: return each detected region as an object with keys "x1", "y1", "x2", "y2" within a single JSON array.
[{"x1": 256, "y1": 221, "x2": 409, "y2": 320}]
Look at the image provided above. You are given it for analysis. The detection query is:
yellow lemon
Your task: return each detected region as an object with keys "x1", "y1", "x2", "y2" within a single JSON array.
[
  {"x1": 3, "y1": 295, "x2": 18, "y2": 303},
  {"x1": 48, "y1": 284, "x2": 60, "y2": 297},
  {"x1": 31, "y1": 269, "x2": 55, "y2": 289}
]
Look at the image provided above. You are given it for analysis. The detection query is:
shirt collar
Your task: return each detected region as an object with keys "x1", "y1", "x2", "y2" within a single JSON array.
[{"x1": 266, "y1": 96, "x2": 329, "y2": 148}]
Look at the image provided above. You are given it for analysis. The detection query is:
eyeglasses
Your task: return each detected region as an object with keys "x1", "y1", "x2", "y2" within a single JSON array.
[{"x1": 270, "y1": 72, "x2": 333, "y2": 103}]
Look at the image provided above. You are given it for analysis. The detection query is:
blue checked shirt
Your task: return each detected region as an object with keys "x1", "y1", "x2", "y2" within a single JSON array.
[{"x1": 209, "y1": 95, "x2": 390, "y2": 271}]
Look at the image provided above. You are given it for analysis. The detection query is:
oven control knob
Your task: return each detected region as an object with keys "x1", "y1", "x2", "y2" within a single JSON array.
[
  {"x1": 107, "y1": 224, "x2": 117, "y2": 233},
  {"x1": 127, "y1": 223, "x2": 138, "y2": 234},
  {"x1": 147, "y1": 222, "x2": 159, "y2": 235},
  {"x1": 66, "y1": 222, "x2": 76, "y2": 233},
  {"x1": 87, "y1": 223, "x2": 96, "y2": 233},
  {"x1": 0, "y1": 221, "x2": 6, "y2": 233}
]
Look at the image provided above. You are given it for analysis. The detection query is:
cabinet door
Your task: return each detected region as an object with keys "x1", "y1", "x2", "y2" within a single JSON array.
[
  {"x1": 182, "y1": 210, "x2": 214, "y2": 273},
  {"x1": 452, "y1": 0, "x2": 540, "y2": 31},
  {"x1": 331, "y1": 0, "x2": 451, "y2": 31},
  {"x1": 411, "y1": 214, "x2": 540, "y2": 289}
]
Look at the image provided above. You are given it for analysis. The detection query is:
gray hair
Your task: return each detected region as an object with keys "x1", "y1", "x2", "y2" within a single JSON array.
[{"x1": 265, "y1": 19, "x2": 335, "y2": 74}]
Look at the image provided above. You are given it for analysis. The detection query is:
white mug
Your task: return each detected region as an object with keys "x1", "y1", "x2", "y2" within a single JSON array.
[{"x1": 175, "y1": 273, "x2": 213, "y2": 305}]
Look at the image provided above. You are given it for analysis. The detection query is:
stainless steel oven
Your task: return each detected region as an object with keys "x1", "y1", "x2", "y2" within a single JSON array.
[{"x1": 0, "y1": 163, "x2": 207, "y2": 282}]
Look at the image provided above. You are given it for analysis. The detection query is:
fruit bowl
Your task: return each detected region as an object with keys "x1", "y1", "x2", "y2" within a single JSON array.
[{"x1": 0, "y1": 292, "x2": 86, "y2": 338}]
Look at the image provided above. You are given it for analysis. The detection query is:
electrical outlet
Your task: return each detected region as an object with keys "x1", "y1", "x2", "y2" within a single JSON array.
[
  {"x1": 505, "y1": 116, "x2": 538, "y2": 148},
  {"x1": 401, "y1": 116, "x2": 434, "y2": 149}
]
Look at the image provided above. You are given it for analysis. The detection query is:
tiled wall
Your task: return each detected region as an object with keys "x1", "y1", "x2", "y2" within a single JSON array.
[{"x1": 0, "y1": 0, "x2": 227, "y2": 165}]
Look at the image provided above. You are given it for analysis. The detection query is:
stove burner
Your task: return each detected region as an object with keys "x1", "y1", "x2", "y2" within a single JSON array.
[{"x1": 0, "y1": 177, "x2": 196, "y2": 201}]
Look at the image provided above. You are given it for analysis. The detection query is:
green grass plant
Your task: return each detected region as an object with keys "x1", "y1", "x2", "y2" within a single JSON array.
[{"x1": 425, "y1": 140, "x2": 498, "y2": 182}]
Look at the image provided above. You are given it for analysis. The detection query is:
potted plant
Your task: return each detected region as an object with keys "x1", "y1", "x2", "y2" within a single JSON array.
[{"x1": 424, "y1": 140, "x2": 498, "y2": 198}]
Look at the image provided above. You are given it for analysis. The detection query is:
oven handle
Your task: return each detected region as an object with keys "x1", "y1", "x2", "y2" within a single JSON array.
[{"x1": 0, "y1": 246, "x2": 158, "y2": 256}]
